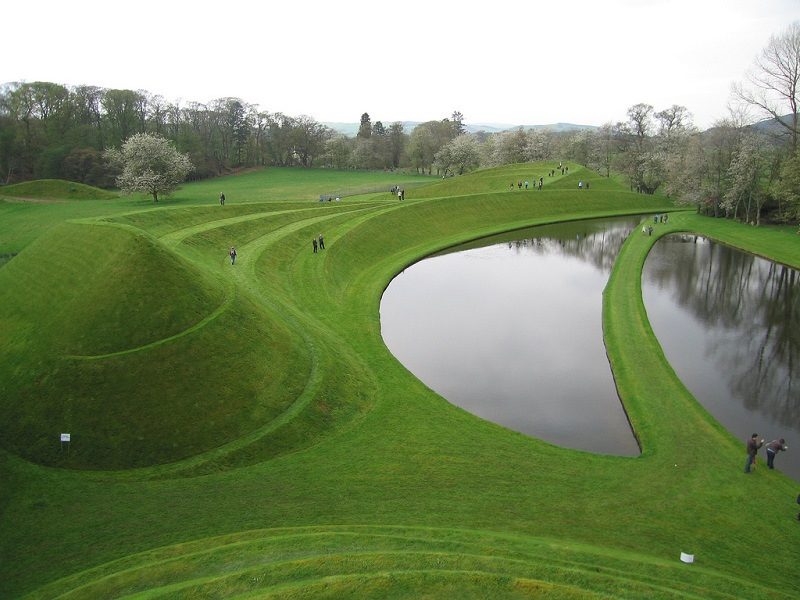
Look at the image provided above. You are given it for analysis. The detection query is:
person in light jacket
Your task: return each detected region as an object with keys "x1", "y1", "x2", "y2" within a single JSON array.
[{"x1": 766, "y1": 438, "x2": 787, "y2": 469}]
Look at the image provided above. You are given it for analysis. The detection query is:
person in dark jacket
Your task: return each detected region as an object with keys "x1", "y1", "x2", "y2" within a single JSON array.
[
  {"x1": 745, "y1": 433, "x2": 764, "y2": 473},
  {"x1": 766, "y1": 438, "x2": 787, "y2": 469}
]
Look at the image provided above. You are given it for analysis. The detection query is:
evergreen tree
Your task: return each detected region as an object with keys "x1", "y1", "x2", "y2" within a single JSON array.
[{"x1": 357, "y1": 112, "x2": 372, "y2": 139}]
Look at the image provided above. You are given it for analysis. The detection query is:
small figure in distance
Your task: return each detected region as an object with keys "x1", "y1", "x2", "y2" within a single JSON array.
[
  {"x1": 744, "y1": 433, "x2": 764, "y2": 473},
  {"x1": 229, "y1": 246, "x2": 236, "y2": 265},
  {"x1": 318, "y1": 233, "x2": 325, "y2": 250},
  {"x1": 219, "y1": 192, "x2": 225, "y2": 205},
  {"x1": 766, "y1": 438, "x2": 787, "y2": 469},
  {"x1": 312, "y1": 237, "x2": 318, "y2": 253}
]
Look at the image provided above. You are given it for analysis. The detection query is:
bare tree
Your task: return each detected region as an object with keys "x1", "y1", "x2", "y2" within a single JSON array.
[{"x1": 733, "y1": 21, "x2": 800, "y2": 154}]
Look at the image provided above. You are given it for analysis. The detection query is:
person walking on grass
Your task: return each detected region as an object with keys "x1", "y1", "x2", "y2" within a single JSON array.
[
  {"x1": 766, "y1": 438, "x2": 787, "y2": 469},
  {"x1": 229, "y1": 246, "x2": 236, "y2": 265},
  {"x1": 312, "y1": 238, "x2": 318, "y2": 253},
  {"x1": 220, "y1": 192, "x2": 225, "y2": 205},
  {"x1": 745, "y1": 433, "x2": 764, "y2": 473},
  {"x1": 318, "y1": 233, "x2": 325, "y2": 250}
]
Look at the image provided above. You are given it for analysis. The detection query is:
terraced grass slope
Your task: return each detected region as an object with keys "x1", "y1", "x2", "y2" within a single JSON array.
[
  {"x1": 22, "y1": 526, "x2": 776, "y2": 599},
  {"x1": 1, "y1": 164, "x2": 799, "y2": 599}
]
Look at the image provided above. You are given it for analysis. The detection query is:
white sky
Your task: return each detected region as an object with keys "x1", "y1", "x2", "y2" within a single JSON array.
[{"x1": 4, "y1": 0, "x2": 800, "y2": 129}]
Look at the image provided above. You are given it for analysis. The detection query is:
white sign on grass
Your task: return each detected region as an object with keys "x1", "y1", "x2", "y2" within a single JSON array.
[{"x1": 60, "y1": 433, "x2": 71, "y2": 442}]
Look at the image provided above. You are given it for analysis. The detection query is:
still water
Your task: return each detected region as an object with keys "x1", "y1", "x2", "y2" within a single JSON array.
[
  {"x1": 642, "y1": 235, "x2": 800, "y2": 482},
  {"x1": 380, "y1": 217, "x2": 644, "y2": 456}
]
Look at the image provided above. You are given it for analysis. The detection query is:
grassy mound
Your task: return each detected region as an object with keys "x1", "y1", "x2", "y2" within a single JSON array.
[
  {"x1": 0, "y1": 179, "x2": 117, "y2": 201},
  {"x1": 0, "y1": 222, "x2": 311, "y2": 469}
]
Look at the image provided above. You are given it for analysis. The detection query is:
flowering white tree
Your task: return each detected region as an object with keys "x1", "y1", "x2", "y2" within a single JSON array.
[
  {"x1": 722, "y1": 133, "x2": 770, "y2": 224},
  {"x1": 105, "y1": 133, "x2": 192, "y2": 202},
  {"x1": 434, "y1": 134, "x2": 481, "y2": 176}
]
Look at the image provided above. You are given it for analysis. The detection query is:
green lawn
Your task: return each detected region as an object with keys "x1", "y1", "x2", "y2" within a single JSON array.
[{"x1": 1, "y1": 165, "x2": 799, "y2": 598}]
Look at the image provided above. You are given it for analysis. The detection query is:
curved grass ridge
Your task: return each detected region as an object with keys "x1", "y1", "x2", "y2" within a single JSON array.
[
  {"x1": 22, "y1": 525, "x2": 783, "y2": 600},
  {"x1": 0, "y1": 179, "x2": 117, "y2": 201},
  {"x1": 3, "y1": 165, "x2": 800, "y2": 598},
  {"x1": 63, "y1": 290, "x2": 236, "y2": 360}
]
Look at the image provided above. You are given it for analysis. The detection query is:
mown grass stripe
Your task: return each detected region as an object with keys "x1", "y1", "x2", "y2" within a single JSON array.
[
  {"x1": 23, "y1": 526, "x2": 777, "y2": 600},
  {"x1": 63, "y1": 288, "x2": 236, "y2": 360}
]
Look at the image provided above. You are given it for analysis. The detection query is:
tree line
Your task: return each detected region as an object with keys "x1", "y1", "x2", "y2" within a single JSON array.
[{"x1": 1, "y1": 22, "x2": 798, "y2": 224}]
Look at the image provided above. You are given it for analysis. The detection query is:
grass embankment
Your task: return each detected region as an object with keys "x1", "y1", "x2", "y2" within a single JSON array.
[
  {"x1": 0, "y1": 179, "x2": 118, "y2": 201},
  {"x1": 1, "y1": 164, "x2": 799, "y2": 598}
]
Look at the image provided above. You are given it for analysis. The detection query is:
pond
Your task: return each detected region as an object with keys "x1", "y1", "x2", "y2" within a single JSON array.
[
  {"x1": 642, "y1": 234, "x2": 800, "y2": 482},
  {"x1": 380, "y1": 216, "x2": 644, "y2": 456}
]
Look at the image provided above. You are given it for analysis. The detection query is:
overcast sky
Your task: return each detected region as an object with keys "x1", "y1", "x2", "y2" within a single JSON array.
[{"x1": 5, "y1": 0, "x2": 800, "y2": 129}]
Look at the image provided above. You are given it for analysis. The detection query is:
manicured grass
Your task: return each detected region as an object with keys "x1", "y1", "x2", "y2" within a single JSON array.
[
  {"x1": 1, "y1": 165, "x2": 799, "y2": 598},
  {"x1": 173, "y1": 167, "x2": 435, "y2": 204}
]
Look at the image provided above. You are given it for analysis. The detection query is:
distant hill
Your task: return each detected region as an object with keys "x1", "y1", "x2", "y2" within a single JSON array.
[
  {"x1": 323, "y1": 121, "x2": 598, "y2": 136},
  {"x1": 471, "y1": 123, "x2": 599, "y2": 134},
  {"x1": 750, "y1": 113, "x2": 796, "y2": 137},
  {"x1": 701, "y1": 113, "x2": 797, "y2": 146}
]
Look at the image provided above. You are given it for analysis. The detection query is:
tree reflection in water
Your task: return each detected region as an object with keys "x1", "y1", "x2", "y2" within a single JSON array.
[
  {"x1": 381, "y1": 216, "x2": 644, "y2": 457},
  {"x1": 642, "y1": 235, "x2": 799, "y2": 481}
]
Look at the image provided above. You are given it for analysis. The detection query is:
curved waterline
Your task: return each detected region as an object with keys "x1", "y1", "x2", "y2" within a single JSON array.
[{"x1": 381, "y1": 216, "x2": 644, "y2": 456}]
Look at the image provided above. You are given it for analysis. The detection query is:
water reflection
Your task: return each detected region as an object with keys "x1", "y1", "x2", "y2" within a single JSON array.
[
  {"x1": 642, "y1": 235, "x2": 800, "y2": 482},
  {"x1": 380, "y1": 217, "x2": 643, "y2": 456}
]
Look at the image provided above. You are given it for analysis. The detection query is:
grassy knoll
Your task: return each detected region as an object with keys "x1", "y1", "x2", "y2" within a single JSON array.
[
  {"x1": 0, "y1": 179, "x2": 118, "y2": 202},
  {"x1": 1, "y1": 165, "x2": 799, "y2": 598}
]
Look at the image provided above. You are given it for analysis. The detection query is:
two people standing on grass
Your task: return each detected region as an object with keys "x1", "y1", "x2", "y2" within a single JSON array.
[
  {"x1": 313, "y1": 233, "x2": 325, "y2": 253},
  {"x1": 744, "y1": 433, "x2": 789, "y2": 472},
  {"x1": 742, "y1": 434, "x2": 797, "y2": 522}
]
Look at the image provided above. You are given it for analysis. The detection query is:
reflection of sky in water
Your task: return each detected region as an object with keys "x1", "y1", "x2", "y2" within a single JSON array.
[
  {"x1": 643, "y1": 236, "x2": 800, "y2": 483},
  {"x1": 381, "y1": 218, "x2": 642, "y2": 456}
]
